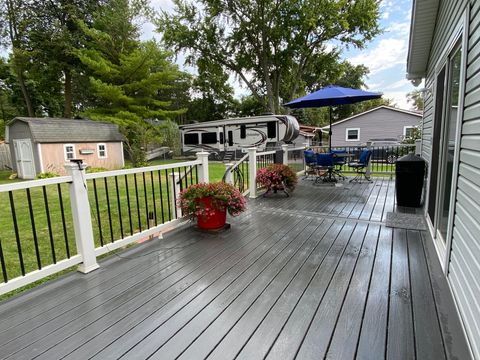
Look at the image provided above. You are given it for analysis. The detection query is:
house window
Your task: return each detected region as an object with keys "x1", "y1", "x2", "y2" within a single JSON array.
[
  {"x1": 97, "y1": 143, "x2": 107, "y2": 158},
  {"x1": 64, "y1": 144, "x2": 75, "y2": 161},
  {"x1": 404, "y1": 126, "x2": 416, "y2": 139},
  {"x1": 345, "y1": 128, "x2": 360, "y2": 141}
]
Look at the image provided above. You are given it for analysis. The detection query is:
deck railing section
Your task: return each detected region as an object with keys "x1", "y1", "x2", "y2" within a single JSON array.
[
  {"x1": 311, "y1": 143, "x2": 417, "y2": 175},
  {"x1": 0, "y1": 153, "x2": 207, "y2": 295},
  {"x1": 222, "y1": 153, "x2": 249, "y2": 194}
]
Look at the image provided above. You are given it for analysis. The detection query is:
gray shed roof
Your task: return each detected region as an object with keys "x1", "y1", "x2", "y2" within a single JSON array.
[{"x1": 10, "y1": 117, "x2": 124, "y2": 143}]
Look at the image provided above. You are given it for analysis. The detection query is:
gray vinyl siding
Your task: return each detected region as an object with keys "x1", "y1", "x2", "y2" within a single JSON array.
[
  {"x1": 449, "y1": 2, "x2": 480, "y2": 358},
  {"x1": 423, "y1": 0, "x2": 480, "y2": 358},
  {"x1": 7, "y1": 121, "x2": 41, "y2": 173},
  {"x1": 330, "y1": 108, "x2": 421, "y2": 147}
]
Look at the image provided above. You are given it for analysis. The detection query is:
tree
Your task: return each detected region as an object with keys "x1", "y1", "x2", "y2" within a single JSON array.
[
  {"x1": 76, "y1": 0, "x2": 188, "y2": 165},
  {"x1": 158, "y1": 0, "x2": 381, "y2": 113},
  {"x1": 1, "y1": 0, "x2": 35, "y2": 116},
  {"x1": 407, "y1": 89, "x2": 424, "y2": 111}
]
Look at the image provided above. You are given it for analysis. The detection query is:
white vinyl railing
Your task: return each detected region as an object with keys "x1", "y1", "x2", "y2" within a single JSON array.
[{"x1": 0, "y1": 153, "x2": 209, "y2": 295}]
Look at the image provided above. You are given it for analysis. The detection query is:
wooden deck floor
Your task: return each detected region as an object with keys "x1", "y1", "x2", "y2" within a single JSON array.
[{"x1": 0, "y1": 178, "x2": 470, "y2": 360}]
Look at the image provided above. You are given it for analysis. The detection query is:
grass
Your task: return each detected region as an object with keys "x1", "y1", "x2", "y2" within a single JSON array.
[{"x1": 0, "y1": 159, "x2": 226, "y2": 285}]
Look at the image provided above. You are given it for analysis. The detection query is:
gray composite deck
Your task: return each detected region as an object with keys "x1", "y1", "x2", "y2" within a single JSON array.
[{"x1": 0, "y1": 178, "x2": 471, "y2": 360}]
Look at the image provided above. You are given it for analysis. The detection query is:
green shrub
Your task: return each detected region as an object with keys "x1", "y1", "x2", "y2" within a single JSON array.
[{"x1": 36, "y1": 172, "x2": 59, "y2": 179}]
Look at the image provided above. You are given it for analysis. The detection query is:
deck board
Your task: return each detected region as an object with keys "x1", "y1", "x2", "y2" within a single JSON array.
[{"x1": 0, "y1": 178, "x2": 470, "y2": 360}]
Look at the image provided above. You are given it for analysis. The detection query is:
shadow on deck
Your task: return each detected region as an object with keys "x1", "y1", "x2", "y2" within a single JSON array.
[{"x1": 0, "y1": 178, "x2": 471, "y2": 360}]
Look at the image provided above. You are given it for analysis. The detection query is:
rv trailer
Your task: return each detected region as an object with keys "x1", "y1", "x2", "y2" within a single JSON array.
[{"x1": 179, "y1": 115, "x2": 300, "y2": 159}]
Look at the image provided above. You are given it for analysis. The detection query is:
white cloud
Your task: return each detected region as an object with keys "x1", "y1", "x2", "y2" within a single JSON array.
[
  {"x1": 382, "y1": 90, "x2": 412, "y2": 109},
  {"x1": 349, "y1": 38, "x2": 407, "y2": 75},
  {"x1": 382, "y1": 11, "x2": 390, "y2": 20},
  {"x1": 386, "y1": 22, "x2": 410, "y2": 36},
  {"x1": 387, "y1": 78, "x2": 411, "y2": 90}
]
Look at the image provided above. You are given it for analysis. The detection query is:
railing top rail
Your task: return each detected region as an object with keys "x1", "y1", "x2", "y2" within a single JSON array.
[
  {"x1": 226, "y1": 153, "x2": 249, "y2": 173},
  {"x1": 288, "y1": 146, "x2": 307, "y2": 151},
  {"x1": 0, "y1": 175, "x2": 73, "y2": 192},
  {"x1": 84, "y1": 159, "x2": 202, "y2": 180},
  {"x1": 256, "y1": 150, "x2": 276, "y2": 156}
]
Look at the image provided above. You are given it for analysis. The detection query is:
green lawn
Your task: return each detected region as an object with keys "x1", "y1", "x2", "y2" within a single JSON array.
[{"x1": 0, "y1": 160, "x2": 226, "y2": 284}]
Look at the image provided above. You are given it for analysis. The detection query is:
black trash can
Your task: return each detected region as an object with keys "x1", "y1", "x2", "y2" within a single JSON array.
[{"x1": 395, "y1": 153, "x2": 426, "y2": 207}]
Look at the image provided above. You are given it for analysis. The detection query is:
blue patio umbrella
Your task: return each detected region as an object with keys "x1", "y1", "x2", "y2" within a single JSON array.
[{"x1": 284, "y1": 85, "x2": 382, "y2": 151}]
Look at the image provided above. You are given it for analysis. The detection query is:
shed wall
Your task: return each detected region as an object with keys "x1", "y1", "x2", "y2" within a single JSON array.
[
  {"x1": 40, "y1": 142, "x2": 124, "y2": 175},
  {"x1": 7, "y1": 121, "x2": 41, "y2": 173},
  {"x1": 330, "y1": 108, "x2": 421, "y2": 147}
]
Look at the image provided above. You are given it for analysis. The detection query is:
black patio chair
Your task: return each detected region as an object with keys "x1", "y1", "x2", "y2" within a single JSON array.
[{"x1": 348, "y1": 149, "x2": 372, "y2": 182}]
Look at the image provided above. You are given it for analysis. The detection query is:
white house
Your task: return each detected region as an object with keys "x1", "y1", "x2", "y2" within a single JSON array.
[{"x1": 322, "y1": 106, "x2": 422, "y2": 147}]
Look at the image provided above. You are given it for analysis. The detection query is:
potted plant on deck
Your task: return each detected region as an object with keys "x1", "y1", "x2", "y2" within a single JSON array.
[
  {"x1": 178, "y1": 182, "x2": 247, "y2": 230},
  {"x1": 256, "y1": 164, "x2": 298, "y2": 197}
]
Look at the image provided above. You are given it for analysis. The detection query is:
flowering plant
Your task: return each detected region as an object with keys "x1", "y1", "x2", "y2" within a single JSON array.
[
  {"x1": 178, "y1": 182, "x2": 247, "y2": 219},
  {"x1": 256, "y1": 164, "x2": 298, "y2": 191}
]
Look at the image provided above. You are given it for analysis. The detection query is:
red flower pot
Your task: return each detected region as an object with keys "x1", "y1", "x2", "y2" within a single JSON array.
[{"x1": 196, "y1": 197, "x2": 227, "y2": 230}]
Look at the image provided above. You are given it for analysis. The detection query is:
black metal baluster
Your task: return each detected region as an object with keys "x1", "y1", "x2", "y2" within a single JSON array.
[
  {"x1": 42, "y1": 186, "x2": 56, "y2": 264},
  {"x1": 184, "y1": 166, "x2": 188, "y2": 189},
  {"x1": 172, "y1": 172, "x2": 178, "y2": 218},
  {"x1": 150, "y1": 172, "x2": 157, "y2": 226},
  {"x1": 142, "y1": 172, "x2": 149, "y2": 229},
  {"x1": 104, "y1": 178, "x2": 114, "y2": 243},
  {"x1": 124, "y1": 175, "x2": 133, "y2": 235},
  {"x1": 9, "y1": 191, "x2": 25, "y2": 275},
  {"x1": 165, "y1": 169, "x2": 171, "y2": 221},
  {"x1": 189, "y1": 166, "x2": 193, "y2": 186},
  {"x1": 195, "y1": 166, "x2": 198, "y2": 184},
  {"x1": 158, "y1": 170, "x2": 165, "y2": 224},
  {"x1": 57, "y1": 184, "x2": 70, "y2": 258},
  {"x1": 0, "y1": 239, "x2": 7, "y2": 282},
  {"x1": 93, "y1": 179, "x2": 104, "y2": 246},
  {"x1": 177, "y1": 167, "x2": 183, "y2": 191},
  {"x1": 26, "y1": 188, "x2": 41, "y2": 269},
  {"x1": 115, "y1": 176, "x2": 124, "y2": 240},
  {"x1": 134, "y1": 173, "x2": 142, "y2": 232}
]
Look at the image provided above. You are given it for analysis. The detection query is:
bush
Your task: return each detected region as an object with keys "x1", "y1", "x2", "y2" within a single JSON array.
[
  {"x1": 36, "y1": 172, "x2": 59, "y2": 179},
  {"x1": 256, "y1": 164, "x2": 298, "y2": 191},
  {"x1": 86, "y1": 167, "x2": 108, "y2": 173},
  {"x1": 178, "y1": 182, "x2": 247, "y2": 219}
]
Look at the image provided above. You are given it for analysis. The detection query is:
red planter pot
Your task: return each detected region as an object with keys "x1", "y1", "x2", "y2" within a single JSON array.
[{"x1": 195, "y1": 197, "x2": 227, "y2": 230}]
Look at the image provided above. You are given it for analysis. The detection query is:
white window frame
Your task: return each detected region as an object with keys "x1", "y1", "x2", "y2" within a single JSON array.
[
  {"x1": 403, "y1": 126, "x2": 416, "y2": 138},
  {"x1": 345, "y1": 128, "x2": 360, "y2": 141},
  {"x1": 97, "y1": 143, "x2": 107, "y2": 159},
  {"x1": 64, "y1": 144, "x2": 75, "y2": 161}
]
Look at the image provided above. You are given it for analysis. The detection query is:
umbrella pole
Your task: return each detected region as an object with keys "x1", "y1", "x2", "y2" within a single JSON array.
[{"x1": 329, "y1": 106, "x2": 332, "y2": 152}]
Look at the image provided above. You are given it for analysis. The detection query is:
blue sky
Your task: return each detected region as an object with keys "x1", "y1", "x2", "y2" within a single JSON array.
[{"x1": 145, "y1": 0, "x2": 417, "y2": 109}]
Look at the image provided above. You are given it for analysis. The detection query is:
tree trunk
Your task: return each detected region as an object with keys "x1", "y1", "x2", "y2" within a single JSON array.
[
  {"x1": 64, "y1": 68, "x2": 73, "y2": 118},
  {"x1": 16, "y1": 68, "x2": 34, "y2": 117}
]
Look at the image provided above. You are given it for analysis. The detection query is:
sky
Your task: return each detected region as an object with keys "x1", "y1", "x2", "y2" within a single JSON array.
[{"x1": 145, "y1": 0, "x2": 417, "y2": 110}]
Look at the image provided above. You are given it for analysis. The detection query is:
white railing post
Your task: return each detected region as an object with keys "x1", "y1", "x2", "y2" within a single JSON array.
[
  {"x1": 65, "y1": 163, "x2": 99, "y2": 273},
  {"x1": 366, "y1": 141, "x2": 372, "y2": 179},
  {"x1": 282, "y1": 144, "x2": 289, "y2": 165},
  {"x1": 248, "y1": 147, "x2": 257, "y2": 198},
  {"x1": 170, "y1": 172, "x2": 182, "y2": 219},
  {"x1": 224, "y1": 163, "x2": 234, "y2": 184},
  {"x1": 415, "y1": 139, "x2": 422, "y2": 156},
  {"x1": 197, "y1": 152, "x2": 210, "y2": 183}
]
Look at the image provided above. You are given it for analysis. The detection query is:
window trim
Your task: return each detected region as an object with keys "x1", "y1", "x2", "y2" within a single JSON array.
[
  {"x1": 97, "y1": 143, "x2": 107, "y2": 159},
  {"x1": 403, "y1": 126, "x2": 416, "y2": 138},
  {"x1": 345, "y1": 128, "x2": 360, "y2": 141},
  {"x1": 64, "y1": 144, "x2": 75, "y2": 161}
]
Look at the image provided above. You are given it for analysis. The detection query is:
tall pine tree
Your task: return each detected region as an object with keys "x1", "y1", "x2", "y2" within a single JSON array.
[{"x1": 76, "y1": 0, "x2": 187, "y2": 165}]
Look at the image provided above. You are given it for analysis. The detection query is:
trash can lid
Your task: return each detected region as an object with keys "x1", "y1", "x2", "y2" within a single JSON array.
[{"x1": 397, "y1": 152, "x2": 425, "y2": 162}]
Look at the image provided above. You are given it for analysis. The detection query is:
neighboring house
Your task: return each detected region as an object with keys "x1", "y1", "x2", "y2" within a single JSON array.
[
  {"x1": 293, "y1": 124, "x2": 325, "y2": 147},
  {"x1": 322, "y1": 106, "x2": 422, "y2": 147},
  {"x1": 6, "y1": 117, "x2": 124, "y2": 179},
  {"x1": 407, "y1": 0, "x2": 480, "y2": 358}
]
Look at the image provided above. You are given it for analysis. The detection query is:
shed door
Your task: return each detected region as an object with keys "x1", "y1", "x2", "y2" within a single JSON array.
[{"x1": 14, "y1": 139, "x2": 36, "y2": 179}]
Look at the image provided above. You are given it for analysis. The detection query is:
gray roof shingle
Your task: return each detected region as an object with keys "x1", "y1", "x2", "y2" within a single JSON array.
[{"x1": 12, "y1": 117, "x2": 124, "y2": 143}]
